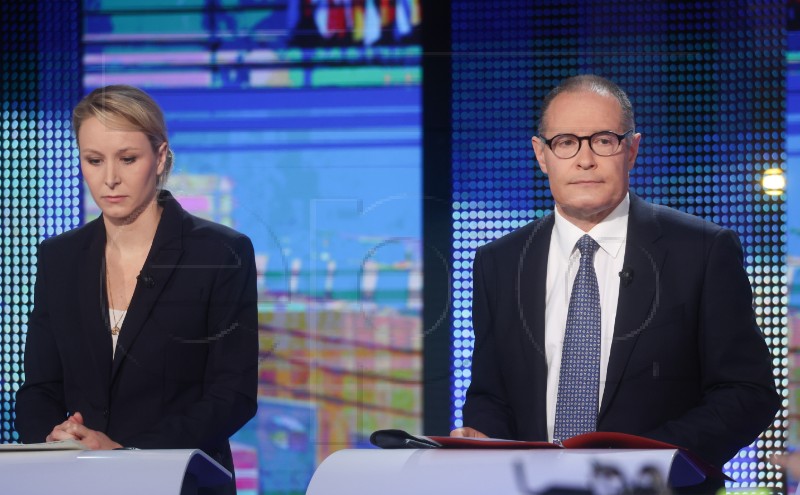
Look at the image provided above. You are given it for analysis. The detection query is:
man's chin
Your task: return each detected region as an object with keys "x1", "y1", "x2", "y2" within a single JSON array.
[{"x1": 558, "y1": 201, "x2": 618, "y2": 225}]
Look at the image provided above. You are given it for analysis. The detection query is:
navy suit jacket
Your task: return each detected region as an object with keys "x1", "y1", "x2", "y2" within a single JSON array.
[
  {"x1": 15, "y1": 191, "x2": 258, "y2": 481},
  {"x1": 463, "y1": 193, "x2": 779, "y2": 468}
]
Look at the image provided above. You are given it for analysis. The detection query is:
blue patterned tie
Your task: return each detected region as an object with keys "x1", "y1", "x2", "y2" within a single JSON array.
[{"x1": 554, "y1": 234, "x2": 601, "y2": 442}]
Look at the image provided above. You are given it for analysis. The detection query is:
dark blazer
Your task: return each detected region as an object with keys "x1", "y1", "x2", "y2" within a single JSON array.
[
  {"x1": 15, "y1": 191, "x2": 258, "y2": 489},
  {"x1": 463, "y1": 193, "x2": 779, "y2": 468}
]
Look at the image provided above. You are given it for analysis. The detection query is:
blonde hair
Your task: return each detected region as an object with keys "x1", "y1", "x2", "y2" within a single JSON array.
[{"x1": 73, "y1": 85, "x2": 174, "y2": 187}]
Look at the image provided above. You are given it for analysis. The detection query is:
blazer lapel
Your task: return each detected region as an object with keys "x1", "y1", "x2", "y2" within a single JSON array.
[
  {"x1": 77, "y1": 219, "x2": 113, "y2": 395},
  {"x1": 518, "y1": 214, "x2": 553, "y2": 360},
  {"x1": 600, "y1": 195, "x2": 667, "y2": 418},
  {"x1": 518, "y1": 214, "x2": 553, "y2": 438},
  {"x1": 111, "y1": 193, "x2": 185, "y2": 378}
]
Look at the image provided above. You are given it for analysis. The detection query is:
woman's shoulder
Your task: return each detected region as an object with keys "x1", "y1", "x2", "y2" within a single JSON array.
[
  {"x1": 183, "y1": 212, "x2": 249, "y2": 242},
  {"x1": 160, "y1": 190, "x2": 252, "y2": 247},
  {"x1": 169, "y1": 205, "x2": 254, "y2": 260},
  {"x1": 38, "y1": 217, "x2": 103, "y2": 254}
]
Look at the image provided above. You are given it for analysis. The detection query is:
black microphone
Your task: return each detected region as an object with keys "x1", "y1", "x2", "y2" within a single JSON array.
[
  {"x1": 137, "y1": 271, "x2": 156, "y2": 288},
  {"x1": 619, "y1": 268, "x2": 634, "y2": 287}
]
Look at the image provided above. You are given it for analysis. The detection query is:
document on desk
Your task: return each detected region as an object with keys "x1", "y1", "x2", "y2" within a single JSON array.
[
  {"x1": 368, "y1": 429, "x2": 728, "y2": 485},
  {"x1": 371, "y1": 429, "x2": 683, "y2": 450},
  {"x1": 0, "y1": 439, "x2": 87, "y2": 451}
]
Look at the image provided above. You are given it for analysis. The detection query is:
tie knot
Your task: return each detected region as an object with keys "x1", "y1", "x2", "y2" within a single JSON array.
[{"x1": 576, "y1": 234, "x2": 599, "y2": 257}]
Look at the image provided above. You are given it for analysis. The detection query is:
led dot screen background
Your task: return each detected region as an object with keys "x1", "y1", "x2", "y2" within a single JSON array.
[
  {"x1": 0, "y1": 0, "x2": 791, "y2": 491},
  {"x1": 0, "y1": 0, "x2": 81, "y2": 442},
  {"x1": 449, "y1": 0, "x2": 786, "y2": 489}
]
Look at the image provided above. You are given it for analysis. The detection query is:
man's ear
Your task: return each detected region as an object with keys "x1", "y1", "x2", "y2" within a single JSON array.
[
  {"x1": 532, "y1": 136, "x2": 549, "y2": 175},
  {"x1": 626, "y1": 133, "x2": 641, "y2": 172}
]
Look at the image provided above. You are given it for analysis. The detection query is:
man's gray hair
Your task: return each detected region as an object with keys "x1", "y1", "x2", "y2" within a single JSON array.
[{"x1": 538, "y1": 75, "x2": 635, "y2": 135}]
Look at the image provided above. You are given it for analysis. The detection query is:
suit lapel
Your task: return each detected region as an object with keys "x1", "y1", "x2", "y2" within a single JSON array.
[
  {"x1": 599, "y1": 195, "x2": 667, "y2": 418},
  {"x1": 518, "y1": 214, "x2": 553, "y2": 438},
  {"x1": 77, "y1": 219, "x2": 113, "y2": 393},
  {"x1": 519, "y1": 214, "x2": 553, "y2": 360},
  {"x1": 111, "y1": 193, "x2": 185, "y2": 379}
]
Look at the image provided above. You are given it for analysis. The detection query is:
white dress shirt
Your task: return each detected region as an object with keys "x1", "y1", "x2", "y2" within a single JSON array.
[{"x1": 544, "y1": 194, "x2": 629, "y2": 441}]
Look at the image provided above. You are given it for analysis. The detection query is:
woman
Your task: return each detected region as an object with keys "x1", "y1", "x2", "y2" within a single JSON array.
[{"x1": 15, "y1": 85, "x2": 258, "y2": 494}]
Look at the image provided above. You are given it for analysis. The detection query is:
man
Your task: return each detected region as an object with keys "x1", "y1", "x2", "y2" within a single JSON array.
[{"x1": 452, "y1": 75, "x2": 779, "y2": 472}]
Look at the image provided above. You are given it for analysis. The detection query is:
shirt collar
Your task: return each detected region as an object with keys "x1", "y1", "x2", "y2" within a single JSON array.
[{"x1": 553, "y1": 193, "x2": 629, "y2": 260}]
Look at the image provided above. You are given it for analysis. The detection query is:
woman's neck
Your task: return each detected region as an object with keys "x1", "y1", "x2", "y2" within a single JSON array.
[{"x1": 103, "y1": 197, "x2": 163, "y2": 256}]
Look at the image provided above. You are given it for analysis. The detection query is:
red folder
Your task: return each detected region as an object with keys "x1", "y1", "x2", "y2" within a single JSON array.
[
  {"x1": 369, "y1": 429, "x2": 729, "y2": 481},
  {"x1": 372, "y1": 429, "x2": 676, "y2": 450}
]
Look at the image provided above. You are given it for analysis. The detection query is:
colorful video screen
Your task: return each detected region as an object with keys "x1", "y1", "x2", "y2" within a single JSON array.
[{"x1": 83, "y1": 1, "x2": 422, "y2": 493}]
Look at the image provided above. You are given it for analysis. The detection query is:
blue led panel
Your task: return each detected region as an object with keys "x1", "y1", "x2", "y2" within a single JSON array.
[
  {"x1": 0, "y1": 0, "x2": 81, "y2": 442},
  {"x1": 451, "y1": 0, "x2": 785, "y2": 490}
]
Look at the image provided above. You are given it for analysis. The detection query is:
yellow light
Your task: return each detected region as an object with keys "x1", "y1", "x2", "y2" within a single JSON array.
[{"x1": 761, "y1": 168, "x2": 786, "y2": 196}]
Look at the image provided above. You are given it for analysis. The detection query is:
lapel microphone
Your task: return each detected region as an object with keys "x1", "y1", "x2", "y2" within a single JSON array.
[
  {"x1": 619, "y1": 268, "x2": 634, "y2": 287},
  {"x1": 137, "y1": 270, "x2": 156, "y2": 288}
]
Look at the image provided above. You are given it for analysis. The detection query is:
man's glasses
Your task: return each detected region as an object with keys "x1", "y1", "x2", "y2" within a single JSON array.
[{"x1": 539, "y1": 130, "x2": 634, "y2": 159}]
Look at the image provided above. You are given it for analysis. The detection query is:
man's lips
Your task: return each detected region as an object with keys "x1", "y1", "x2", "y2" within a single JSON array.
[{"x1": 569, "y1": 180, "x2": 603, "y2": 184}]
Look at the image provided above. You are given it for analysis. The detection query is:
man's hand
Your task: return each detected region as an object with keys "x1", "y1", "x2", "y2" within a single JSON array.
[
  {"x1": 450, "y1": 427, "x2": 488, "y2": 438},
  {"x1": 45, "y1": 412, "x2": 123, "y2": 450}
]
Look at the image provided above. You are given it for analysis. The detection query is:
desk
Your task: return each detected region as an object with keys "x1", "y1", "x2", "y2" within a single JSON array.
[
  {"x1": 1, "y1": 448, "x2": 231, "y2": 495},
  {"x1": 307, "y1": 448, "x2": 706, "y2": 494}
]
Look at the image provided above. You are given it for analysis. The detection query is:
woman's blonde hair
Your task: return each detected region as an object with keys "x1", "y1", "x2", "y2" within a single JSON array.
[{"x1": 73, "y1": 85, "x2": 174, "y2": 187}]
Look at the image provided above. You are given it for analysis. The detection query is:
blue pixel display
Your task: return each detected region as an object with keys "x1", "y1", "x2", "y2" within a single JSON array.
[{"x1": 450, "y1": 0, "x2": 786, "y2": 490}]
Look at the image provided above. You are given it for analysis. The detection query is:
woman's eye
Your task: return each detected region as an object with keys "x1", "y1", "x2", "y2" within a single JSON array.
[
  {"x1": 121, "y1": 156, "x2": 136, "y2": 164},
  {"x1": 85, "y1": 158, "x2": 101, "y2": 166}
]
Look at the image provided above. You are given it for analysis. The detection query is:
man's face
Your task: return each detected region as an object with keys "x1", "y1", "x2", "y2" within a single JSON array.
[{"x1": 532, "y1": 90, "x2": 641, "y2": 231}]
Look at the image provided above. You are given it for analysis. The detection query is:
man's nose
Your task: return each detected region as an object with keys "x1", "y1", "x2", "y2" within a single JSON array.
[{"x1": 574, "y1": 139, "x2": 597, "y2": 169}]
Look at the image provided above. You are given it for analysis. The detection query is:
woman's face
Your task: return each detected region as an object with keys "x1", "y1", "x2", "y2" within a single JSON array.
[{"x1": 78, "y1": 116, "x2": 166, "y2": 226}]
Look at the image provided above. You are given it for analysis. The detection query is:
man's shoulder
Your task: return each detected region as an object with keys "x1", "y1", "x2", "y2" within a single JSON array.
[
  {"x1": 478, "y1": 213, "x2": 554, "y2": 255},
  {"x1": 633, "y1": 197, "x2": 727, "y2": 237}
]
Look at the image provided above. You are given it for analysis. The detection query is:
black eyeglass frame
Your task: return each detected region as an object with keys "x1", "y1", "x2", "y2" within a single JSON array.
[{"x1": 539, "y1": 129, "x2": 634, "y2": 159}]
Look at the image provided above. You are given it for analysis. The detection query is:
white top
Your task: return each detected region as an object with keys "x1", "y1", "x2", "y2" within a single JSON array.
[
  {"x1": 108, "y1": 308, "x2": 127, "y2": 358},
  {"x1": 544, "y1": 194, "x2": 629, "y2": 441}
]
